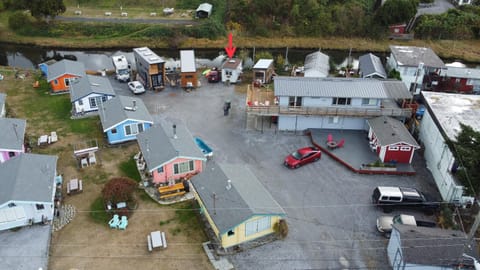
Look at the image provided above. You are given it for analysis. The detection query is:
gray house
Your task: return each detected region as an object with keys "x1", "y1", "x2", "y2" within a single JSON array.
[
  {"x1": 387, "y1": 224, "x2": 478, "y2": 269},
  {"x1": 0, "y1": 153, "x2": 58, "y2": 231},
  {"x1": 358, "y1": 53, "x2": 387, "y2": 79},
  {"x1": 272, "y1": 77, "x2": 413, "y2": 131},
  {"x1": 0, "y1": 93, "x2": 6, "y2": 117},
  {"x1": 0, "y1": 118, "x2": 26, "y2": 163},
  {"x1": 69, "y1": 75, "x2": 115, "y2": 116},
  {"x1": 133, "y1": 47, "x2": 165, "y2": 90},
  {"x1": 191, "y1": 162, "x2": 286, "y2": 249},
  {"x1": 136, "y1": 120, "x2": 206, "y2": 185}
]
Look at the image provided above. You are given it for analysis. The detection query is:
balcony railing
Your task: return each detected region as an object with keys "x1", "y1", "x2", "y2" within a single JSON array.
[{"x1": 246, "y1": 105, "x2": 412, "y2": 117}]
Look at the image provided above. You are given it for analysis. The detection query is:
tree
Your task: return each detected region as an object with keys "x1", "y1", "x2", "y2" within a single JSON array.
[
  {"x1": 375, "y1": 0, "x2": 418, "y2": 26},
  {"x1": 30, "y1": 0, "x2": 66, "y2": 21},
  {"x1": 102, "y1": 177, "x2": 137, "y2": 205}
]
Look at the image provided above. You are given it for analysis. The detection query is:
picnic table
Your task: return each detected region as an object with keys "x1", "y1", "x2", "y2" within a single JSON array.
[
  {"x1": 148, "y1": 231, "x2": 167, "y2": 252},
  {"x1": 67, "y1": 178, "x2": 83, "y2": 195}
]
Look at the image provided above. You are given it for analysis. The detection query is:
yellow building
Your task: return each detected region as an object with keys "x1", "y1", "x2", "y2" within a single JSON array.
[{"x1": 191, "y1": 162, "x2": 286, "y2": 249}]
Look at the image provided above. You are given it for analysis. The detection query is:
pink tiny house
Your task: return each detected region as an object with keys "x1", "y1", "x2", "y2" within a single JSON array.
[
  {"x1": 136, "y1": 121, "x2": 206, "y2": 185},
  {"x1": 0, "y1": 118, "x2": 26, "y2": 163},
  {"x1": 367, "y1": 116, "x2": 420, "y2": 164}
]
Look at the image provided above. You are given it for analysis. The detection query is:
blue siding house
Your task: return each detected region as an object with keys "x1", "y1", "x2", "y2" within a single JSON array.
[{"x1": 99, "y1": 95, "x2": 153, "y2": 144}]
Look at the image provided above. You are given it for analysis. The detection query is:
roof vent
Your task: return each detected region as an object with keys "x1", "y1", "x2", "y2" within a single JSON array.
[
  {"x1": 229, "y1": 59, "x2": 236, "y2": 63},
  {"x1": 226, "y1": 179, "x2": 232, "y2": 190},
  {"x1": 392, "y1": 133, "x2": 395, "y2": 136},
  {"x1": 173, "y1": 124, "x2": 177, "y2": 139}
]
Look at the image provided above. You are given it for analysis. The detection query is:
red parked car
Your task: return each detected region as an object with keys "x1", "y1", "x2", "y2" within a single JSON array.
[{"x1": 284, "y1": 147, "x2": 321, "y2": 169}]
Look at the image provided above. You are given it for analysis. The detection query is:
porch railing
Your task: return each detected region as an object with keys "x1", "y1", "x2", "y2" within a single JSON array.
[{"x1": 246, "y1": 105, "x2": 412, "y2": 117}]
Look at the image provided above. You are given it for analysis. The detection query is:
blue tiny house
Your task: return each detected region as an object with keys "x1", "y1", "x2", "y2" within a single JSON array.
[{"x1": 99, "y1": 95, "x2": 153, "y2": 144}]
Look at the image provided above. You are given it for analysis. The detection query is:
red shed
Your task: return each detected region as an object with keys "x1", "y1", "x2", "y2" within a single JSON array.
[{"x1": 367, "y1": 116, "x2": 420, "y2": 164}]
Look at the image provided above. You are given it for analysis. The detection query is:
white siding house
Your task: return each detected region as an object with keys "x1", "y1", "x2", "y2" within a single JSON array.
[
  {"x1": 0, "y1": 154, "x2": 57, "y2": 231},
  {"x1": 221, "y1": 58, "x2": 243, "y2": 84},
  {"x1": 69, "y1": 75, "x2": 115, "y2": 116},
  {"x1": 418, "y1": 92, "x2": 478, "y2": 204},
  {"x1": 273, "y1": 77, "x2": 413, "y2": 131},
  {"x1": 386, "y1": 45, "x2": 445, "y2": 95}
]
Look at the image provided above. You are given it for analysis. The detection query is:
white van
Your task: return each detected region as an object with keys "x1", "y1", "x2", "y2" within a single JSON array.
[{"x1": 112, "y1": 55, "x2": 131, "y2": 82}]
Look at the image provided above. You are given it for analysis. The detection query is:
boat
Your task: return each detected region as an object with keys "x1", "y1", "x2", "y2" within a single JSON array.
[{"x1": 194, "y1": 137, "x2": 213, "y2": 158}]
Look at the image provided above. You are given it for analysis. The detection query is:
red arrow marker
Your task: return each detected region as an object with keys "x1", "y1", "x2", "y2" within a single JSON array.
[{"x1": 225, "y1": 33, "x2": 236, "y2": 58}]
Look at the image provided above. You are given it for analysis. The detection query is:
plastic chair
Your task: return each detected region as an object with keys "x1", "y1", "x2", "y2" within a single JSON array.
[
  {"x1": 327, "y1": 134, "x2": 333, "y2": 143},
  {"x1": 109, "y1": 214, "x2": 120, "y2": 229},
  {"x1": 118, "y1": 216, "x2": 128, "y2": 230},
  {"x1": 336, "y1": 139, "x2": 345, "y2": 148}
]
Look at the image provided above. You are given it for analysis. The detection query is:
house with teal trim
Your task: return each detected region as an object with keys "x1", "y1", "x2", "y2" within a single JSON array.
[
  {"x1": 0, "y1": 153, "x2": 58, "y2": 231},
  {"x1": 136, "y1": 120, "x2": 206, "y2": 185},
  {"x1": 191, "y1": 162, "x2": 286, "y2": 249},
  {"x1": 99, "y1": 95, "x2": 153, "y2": 144},
  {"x1": 0, "y1": 118, "x2": 26, "y2": 163},
  {"x1": 69, "y1": 75, "x2": 115, "y2": 116}
]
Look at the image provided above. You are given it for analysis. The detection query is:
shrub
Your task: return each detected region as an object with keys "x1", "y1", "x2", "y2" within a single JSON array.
[
  {"x1": 102, "y1": 177, "x2": 137, "y2": 205},
  {"x1": 8, "y1": 11, "x2": 31, "y2": 31},
  {"x1": 273, "y1": 219, "x2": 289, "y2": 239}
]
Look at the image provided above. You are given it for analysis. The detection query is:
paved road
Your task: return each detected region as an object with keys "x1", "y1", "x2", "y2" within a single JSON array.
[
  {"x1": 56, "y1": 15, "x2": 198, "y2": 25},
  {"x1": 417, "y1": 0, "x2": 455, "y2": 16},
  {"x1": 110, "y1": 75, "x2": 441, "y2": 269}
]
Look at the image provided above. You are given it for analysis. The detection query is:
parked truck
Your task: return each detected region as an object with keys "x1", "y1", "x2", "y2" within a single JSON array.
[
  {"x1": 112, "y1": 55, "x2": 131, "y2": 82},
  {"x1": 376, "y1": 214, "x2": 436, "y2": 238}
]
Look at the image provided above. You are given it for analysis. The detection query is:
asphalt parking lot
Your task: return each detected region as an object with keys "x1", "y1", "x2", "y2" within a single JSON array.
[{"x1": 110, "y1": 75, "x2": 441, "y2": 269}]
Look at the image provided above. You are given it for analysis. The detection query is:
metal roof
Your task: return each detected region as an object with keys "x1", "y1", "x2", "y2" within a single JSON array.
[
  {"x1": 98, "y1": 95, "x2": 153, "y2": 132},
  {"x1": 136, "y1": 120, "x2": 206, "y2": 171},
  {"x1": 133, "y1": 47, "x2": 164, "y2": 65},
  {"x1": 0, "y1": 154, "x2": 57, "y2": 205},
  {"x1": 69, "y1": 75, "x2": 115, "y2": 102},
  {"x1": 304, "y1": 51, "x2": 330, "y2": 78},
  {"x1": 274, "y1": 76, "x2": 412, "y2": 99},
  {"x1": 46, "y1": 59, "x2": 86, "y2": 82},
  {"x1": 422, "y1": 91, "x2": 480, "y2": 139},
  {"x1": 367, "y1": 116, "x2": 419, "y2": 147},
  {"x1": 196, "y1": 3, "x2": 213, "y2": 13},
  {"x1": 392, "y1": 224, "x2": 474, "y2": 267},
  {"x1": 180, "y1": 50, "x2": 196, "y2": 73},
  {"x1": 0, "y1": 118, "x2": 26, "y2": 151},
  {"x1": 222, "y1": 58, "x2": 242, "y2": 70},
  {"x1": 389, "y1": 45, "x2": 445, "y2": 68},
  {"x1": 445, "y1": 66, "x2": 480, "y2": 79},
  {"x1": 359, "y1": 53, "x2": 387, "y2": 79},
  {"x1": 253, "y1": 59, "x2": 274, "y2": 70},
  {"x1": 191, "y1": 162, "x2": 285, "y2": 235}
]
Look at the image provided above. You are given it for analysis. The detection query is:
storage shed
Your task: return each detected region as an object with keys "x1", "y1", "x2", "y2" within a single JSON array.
[
  {"x1": 221, "y1": 58, "x2": 243, "y2": 84},
  {"x1": 180, "y1": 50, "x2": 197, "y2": 88},
  {"x1": 196, "y1": 3, "x2": 213, "y2": 18},
  {"x1": 253, "y1": 59, "x2": 275, "y2": 84}
]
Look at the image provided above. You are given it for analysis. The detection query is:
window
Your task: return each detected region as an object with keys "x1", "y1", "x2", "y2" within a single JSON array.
[
  {"x1": 78, "y1": 99, "x2": 83, "y2": 106},
  {"x1": 289, "y1": 96, "x2": 302, "y2": 107},
  {"x1": 157, "y1": 166, "x2": 164, "y2": 173},
  {"x1": 245, "y1": 216, "x2": 271, "y2": 236},
  {"x1": 89, "y1": 97, "x2": 97, "y2": 108},
  {"x1": 388, "y1": 146, "x2": 399, "y2": 151},
  {"x1": 8, "y1": 203, "x2": 16, "y2": 207},
  {"x1": 328, "y1": 116, "x2": 339, "y2": 124},
  {"x1": 137, "y1": 123, "x2": 144, "y2": 133},
  {"x1": 124, "y1": 123, "x2": 140, "y2": 136},
  {"x1": 54, "y1": 79, "x2": 58, "y2": 85},
  {"x1": 467, "y1": 79, "x2": 473, "y2": 86},
  {"x1": 332, "y1": 97, "x2": 351, "y2": 105},
  {"x1": 186, "y1": 75, "x2": 194, "y2": 79},
  {"x1": 102, "y1": 96, "x2": 107, "y2": 102},
  {"x1": 455, "y1": 78, "x2": 461, "y2": 83},
  {"x1": 36, "y1": 204, "x2": 45, "y2": 210},
  {"x1": 400, "y1": 146, "x2": 411, "y2": 151},
  {"x1": 173, "y1": 160, "x2": 194, "y2": 174},
  {"x1": 65, "y1": 78, "x2": 70, "y2": 86},
  {"x1": 111, "y1": 128, "x2": 117, "y2": 134},
  {"x1": 8, "y1": 152, "x2": 15, "y2": 157},
  {"x1": 228, "y1": 230, "x2": 235, "y2": 236},
  {"x1": 362, "y1": 98, "x2": 376, "y2": 106}
]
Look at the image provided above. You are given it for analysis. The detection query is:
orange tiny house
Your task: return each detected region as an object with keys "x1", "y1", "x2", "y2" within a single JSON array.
[
  {"x1": 46, "y1": 60, "x2": 86, "y2": 93},
  {"x1": 180, "y1": 50, "x2": 198, "y2": 89}
]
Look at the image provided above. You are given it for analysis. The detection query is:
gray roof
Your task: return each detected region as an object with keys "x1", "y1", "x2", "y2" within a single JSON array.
[
  {"x1": 253, "y1": 59, "x2": 274, "y2": 70},
  {"x1": 69, "y1": 75, "x2": 115, "y2": 102},
  {"x1": 422, "y1": 91, "x2": 480, "y2": 139},
  {"x1": 304, "y1": 51, "x2": 330, "y2": 78},
  {"x1": 389, "y1": 45, "x2": 445, "y2": 68},
  {"x1": 274, "y1": 77, "x2": 412, "y2": 99},
  {"x1": 445, "y1": 66, "x2": 480, "y2": 79},
  {"x1": 393, "y1": 224, "x2": 475, "y2": 267},
  {"x1": 0, "y1": 118, "x2": 26, "y2": 151},
  {"x1": 0, "y1": 154, "x2": 57, "y2": 204},
  {"x1": 367, "y1": 116, "x2": 419, "y2": 147},
  {"x1": 191, "y1": 162, "x2": 285, "y2": 235},
  {"x1": 136, "y1": 121, "x2": 206, "y2": 171},
  {"x1": 133, "y1": 47, "x2": 164, "y2": 65},
  {"x1": 46, "y1": 59, "x2": 86, "y2": 82},
  {"x1": 99, "y1": 95, "x2": 153, "y2": 132},
  {"x1": 222, "y1": 58, "x2": 242, "y2": 70},
  {"x1": 180, "y1": 50, "x2": 196, "y2": 73},
  {"x1": 196, "y1": 3, "x2": 213, "y2": 13},
  {"x1": 359, "y1": 53, "x2": 387, "y2": 79}
]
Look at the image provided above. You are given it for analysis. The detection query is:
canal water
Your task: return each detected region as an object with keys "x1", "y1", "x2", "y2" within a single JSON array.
[{"x1": 0, "y1": 43, "x2": 369, "y2": 72}]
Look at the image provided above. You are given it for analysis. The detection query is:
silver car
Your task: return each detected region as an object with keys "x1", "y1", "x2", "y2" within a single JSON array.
[{"x1": 127, "y1": 81, "x2": 146, "y2": 94}]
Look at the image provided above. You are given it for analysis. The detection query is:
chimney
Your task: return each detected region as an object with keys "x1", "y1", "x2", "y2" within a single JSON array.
[
  {"x1": 173, "y1": 124, "x2": 177, "y2": 139},
  {"x1": 226, "y1": 179, "x2": 232, "y2": 190}
]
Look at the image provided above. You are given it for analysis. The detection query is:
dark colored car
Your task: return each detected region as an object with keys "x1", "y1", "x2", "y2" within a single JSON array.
[
  {"x1": 207, "y1": 69, "x2": 221, "y2": 83},
  {"x1": 284, "y1": 147, "x2": 321, "y2": 169},
  {"x1": 371, "y1": 186, "x2": 440, "y2": 215}
]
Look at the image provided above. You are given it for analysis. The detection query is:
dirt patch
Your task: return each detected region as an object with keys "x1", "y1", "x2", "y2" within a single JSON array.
[{"x1": 0, "y1": 68, "x2": 213, "y2": 270}]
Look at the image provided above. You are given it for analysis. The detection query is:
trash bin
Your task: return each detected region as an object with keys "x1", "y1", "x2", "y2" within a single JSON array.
[{"x1": 223, "y1": 100, "x2": 231, "y2": 116}]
